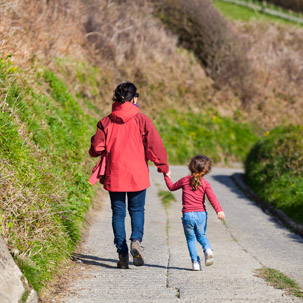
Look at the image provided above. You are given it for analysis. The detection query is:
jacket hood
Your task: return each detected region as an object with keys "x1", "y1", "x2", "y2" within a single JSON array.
[{"x1": 110, "y1": 101, "x2": 140, "y2": 123}]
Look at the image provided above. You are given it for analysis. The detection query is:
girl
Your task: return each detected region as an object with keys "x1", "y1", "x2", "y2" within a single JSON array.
[{"x1": 164, "y1": 154, "x2": 225, "y2": 271}]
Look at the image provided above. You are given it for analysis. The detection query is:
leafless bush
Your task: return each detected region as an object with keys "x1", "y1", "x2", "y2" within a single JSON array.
[
  {"x1": 83, "y1": 0, "x2": 177, "y2": 67},
  {"x1": 0, "y1": 0, "x2": 234, "y2": 115},
  {"x1": 80, "y1": 0, "x2": 217, "y2": 112},
  {"x1": 151, "y1": 0, "x2": 255, "y2": 107}
]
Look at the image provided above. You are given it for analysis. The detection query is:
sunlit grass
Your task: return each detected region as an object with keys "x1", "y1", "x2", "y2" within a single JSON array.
[
  {"x1": 212, "y1": 0, "x2": 301, "y2": 26},
  {"x1": 154, "y1": 109, "x2": 259, "y2": 165},
  {"x1": 255, "y1": 267, "x2": 303, "y2": 297}
]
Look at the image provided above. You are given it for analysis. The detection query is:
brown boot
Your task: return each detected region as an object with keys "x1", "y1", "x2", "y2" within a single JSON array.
[
  {"x1": 117, "y1": 253, "x2": 129, "y2": 269},
  {"x1": 130, "y1": 240, "x2": 144, "y2": 266}
]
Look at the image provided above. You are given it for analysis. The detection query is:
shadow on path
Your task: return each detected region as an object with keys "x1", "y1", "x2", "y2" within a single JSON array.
[
  {"x1": 72, "y1": 253, "x2": 117, "y2": 269},
  {"x1": 212, "y1": 175, "x2": 249, "y2": 200},
  {"x1": 212, "y1": 175, "x2": 303, "y2": 244},
  {"x1": 72, "y1": 253, "x2": 192, "y2": 271}
]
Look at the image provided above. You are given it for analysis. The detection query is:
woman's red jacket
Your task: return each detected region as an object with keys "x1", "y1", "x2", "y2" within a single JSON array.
[{"x1": 89, "y1": 101, "x2": 169, "y2": 192}]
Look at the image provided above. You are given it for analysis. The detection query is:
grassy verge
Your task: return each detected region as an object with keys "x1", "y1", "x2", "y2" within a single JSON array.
[
  {"x1": 212, "y1": 0, "x2": 302, "y2": 25},
  {"x1": 158, "y1": 190, "x2": 177, "y2": 209},
  {"x1": 0, "y1": 56, "x2": 97, "y2": 292},
  {"x1": 245, "y1": 125, "x2": 303, "y2": 225},
  {"x1": 154, "y1": 109, "x2": 259, "y2": 165},
  {"x1": 255, "y1": 267, "x2": 303, "y2": 297}
]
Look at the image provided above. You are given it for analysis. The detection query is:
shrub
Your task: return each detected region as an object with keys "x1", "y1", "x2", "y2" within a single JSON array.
[{"x1": 245, "y1": 125, "x2": 303, "y2": 224}]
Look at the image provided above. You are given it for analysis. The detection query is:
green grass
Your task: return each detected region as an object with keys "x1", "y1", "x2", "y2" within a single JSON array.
[
  {"x1": 154, "y1": 109, "x2": 259, "y2": 165},
  {"x1": 158, "y1": 190, "x2": 177, "y2": 209},
  {"x1": 212, "y1": 0, "x2": 302, "y2": 25},
  {"x1": 21, "y1": 289, "x2": 30, "y2": 303},
  {"x1": 255, "y1": 267, "x2": 303, "y2": 297},
  {"x1": 54, "y1": 57, "x2": 111, "y2": 118},
  {"x1": 0, "y1": 56, "x2": 97, "y2": 292},
  {"x1": 245, "y1": 125, "x2": 303, "y2": 224}
]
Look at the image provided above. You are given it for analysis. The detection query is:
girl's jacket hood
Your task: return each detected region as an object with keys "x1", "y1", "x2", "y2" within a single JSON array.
[{"x1": 110, "y1": 101, "x2": 139, "y2": 123}]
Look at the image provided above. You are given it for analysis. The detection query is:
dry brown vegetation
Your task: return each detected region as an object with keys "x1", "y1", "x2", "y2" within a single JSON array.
[
  {"x1": 234, "y1": 21, "x2": 303, "y2": 127},
  {"x1": 152, "y1": 0, "x2": 255, "y2": 107},
  {"x1": 1, "y1": 0, "x2": 302, "y2": 129},
  {"x1": 0, "y1": 0, "x2": 217, "y2": 115},
  {"x1": 0, "y1": 0, "x2": 84, "y2": 64}
]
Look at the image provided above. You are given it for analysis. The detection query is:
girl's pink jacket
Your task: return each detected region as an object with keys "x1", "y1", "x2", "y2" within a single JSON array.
[
  {"x1": 164, "y1": 175, "x2": 223, "y2": 214},
  {"x1": 89, "y1": 101, "x2": 169, "y2": 192}
]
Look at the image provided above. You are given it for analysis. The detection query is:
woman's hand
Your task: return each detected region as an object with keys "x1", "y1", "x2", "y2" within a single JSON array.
[{"x1": 217, "y1": 211, "x2": 225, "y2": 220}]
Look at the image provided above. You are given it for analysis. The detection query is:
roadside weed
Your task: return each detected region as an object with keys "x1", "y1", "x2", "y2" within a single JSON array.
[
  {"x1": 158, "y1": 190, "x2": 177, "y2": 209},
  {"x1": 255, "y1": 267, "x2": 303, "y2": 297}
]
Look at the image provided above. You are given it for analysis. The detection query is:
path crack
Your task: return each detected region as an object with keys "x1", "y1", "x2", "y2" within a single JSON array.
[
  {"x1": 165, "y1": 208, "x2": 181, "y2": 299},
  {"x1": 222, "y1": 221, "x2": 265, "y2": 268}
]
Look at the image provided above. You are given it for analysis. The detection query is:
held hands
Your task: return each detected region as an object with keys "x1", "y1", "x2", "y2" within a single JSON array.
[
  {"x1": 217, "y1": 211, "x2": 225, "y2": 221},
  {"x1": 165, "y1": 170, "x2": 171, "y2": 178}
]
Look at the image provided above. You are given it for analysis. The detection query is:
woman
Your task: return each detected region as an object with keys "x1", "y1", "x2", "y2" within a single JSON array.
[{"x1": 89, "y1": 82, "x2": 169, "y2": 269}]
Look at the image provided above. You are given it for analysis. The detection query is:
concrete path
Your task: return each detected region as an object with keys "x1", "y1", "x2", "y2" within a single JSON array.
[{"x1": 60, "y1": 166, "x2": 303, "y2": 302}]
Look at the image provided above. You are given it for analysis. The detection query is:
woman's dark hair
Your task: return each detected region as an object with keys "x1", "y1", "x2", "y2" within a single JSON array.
[
  {"x1": 112, "y1": 82, "x2": 138, "y2": 103},
  {"x1": 188, "y1": 154, "x2": 212, "y2": 190}
]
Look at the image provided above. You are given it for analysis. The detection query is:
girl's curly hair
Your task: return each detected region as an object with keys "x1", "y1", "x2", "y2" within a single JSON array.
[
  {"x1": 188, "y1": 154, "x2": 212, "y2": 190},
  {"x1": 112, "y1": 82, "x2": 137, "y2": 103}
]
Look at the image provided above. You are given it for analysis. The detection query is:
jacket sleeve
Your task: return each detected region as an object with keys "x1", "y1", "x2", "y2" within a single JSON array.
[
  {"x1": 137, "y1": 114, "x2": 169, "y2": 174},
  {"x1": 204, "y1": 180, "x2": 223, "y2": 213},
  {"x1": 164, "y1": 175, "x2": 183, "y2": 191},
  {"x1": 89, "y1": 120, "x2": 106, "y2": 157}
]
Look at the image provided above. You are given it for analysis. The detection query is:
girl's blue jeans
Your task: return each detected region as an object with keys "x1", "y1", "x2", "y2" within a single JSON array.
[
  {"x1": 109, "y1": 190, "x2": 146, "y2": 254},
  {"x1": 182, "y1": 211, "x2": 212, "y2": 262}
]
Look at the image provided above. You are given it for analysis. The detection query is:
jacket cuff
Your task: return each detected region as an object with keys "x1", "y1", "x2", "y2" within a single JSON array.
[{"x1": 157, "y1": 164, "x2": 169, "y2": 174}]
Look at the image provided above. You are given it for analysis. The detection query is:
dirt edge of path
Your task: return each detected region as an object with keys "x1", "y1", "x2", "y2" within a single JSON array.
[{"x1": 39, "y1": 187, "x2": 106, "y2": 303}]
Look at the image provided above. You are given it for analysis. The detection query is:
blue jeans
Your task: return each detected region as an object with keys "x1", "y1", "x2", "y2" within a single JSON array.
[
  {"x1": 182, "y1": 211, "x2": 212, "y2": 262},
  {"x1": 109, "y1": 190, "x2": 146, "y2": 254}
]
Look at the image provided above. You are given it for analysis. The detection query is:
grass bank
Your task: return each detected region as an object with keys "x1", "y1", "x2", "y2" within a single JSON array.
[
  {"x1": 0, "y1": 56, "x2": 97, "y2": 292},
  {"x1": 245, "y1": 125, "x2": 303, "y2": 225},
  {"x1": 154, "y1": 109, "x2": 258, "y2": 165}
]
